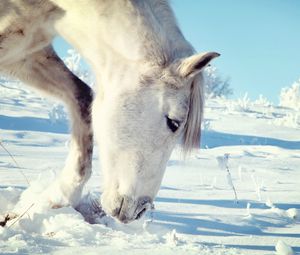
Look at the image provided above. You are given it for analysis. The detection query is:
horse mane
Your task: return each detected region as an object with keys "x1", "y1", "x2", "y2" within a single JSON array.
[
  {"x1": 132, "y1": 0, "x2": 194, "y2": 66},
  {"x1": 134, "y1": 0, "x2": 205, "y2": 153},
  {"x1": 148, "y1": 0, "x2": 204, "y2": 153},
  {"x1": 182, "y1": 73, "x2": 204, "y2": 154}
]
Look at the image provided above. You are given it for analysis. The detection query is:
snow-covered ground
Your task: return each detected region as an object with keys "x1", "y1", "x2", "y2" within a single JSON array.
[{"x1": 0, "y1": 79, "x2": 299, "y2": 255}]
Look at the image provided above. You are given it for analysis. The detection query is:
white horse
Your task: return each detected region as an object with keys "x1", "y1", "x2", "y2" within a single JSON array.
[{"x1": 0, "y1": 0, "x2": 219, "y2": 223}]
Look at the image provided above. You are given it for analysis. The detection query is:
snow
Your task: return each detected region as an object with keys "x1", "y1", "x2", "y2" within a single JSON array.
[
  {"x1": 276, "y1": 240, "x2": 294, "y2": 255},
  {"x1": 1, "y1": 79, "x2": 300, "y2": 254}
]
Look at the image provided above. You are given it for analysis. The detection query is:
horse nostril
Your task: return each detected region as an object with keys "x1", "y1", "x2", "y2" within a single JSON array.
[
  {"x1": 111, "y1": 196, "x2": 124, "y2": 217},
  {"x1": 133, "y1": 196, "x2": 152, "y2": 220},
  {"x1": 116, "y1": 196, "x2": 133, "y2": 223},
  {"x1": 111, "y1": 196, "x2": 153, "y2": 223},
  {"x1": 135, "y1": 207, "x2": 147, "y2": 220},
  {"x1": 117, "y1": 197, "x2": 124, "y2": 216}
]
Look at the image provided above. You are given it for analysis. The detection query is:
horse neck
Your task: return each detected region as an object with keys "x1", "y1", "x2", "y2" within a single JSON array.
[{"x1": 53, "y1": 0, "x2": 193, "y2": 91}]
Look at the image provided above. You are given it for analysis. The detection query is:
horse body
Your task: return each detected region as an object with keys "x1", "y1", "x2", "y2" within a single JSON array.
[{"x1": 0, "y1": 0, "x2": 218, "y2": 223}]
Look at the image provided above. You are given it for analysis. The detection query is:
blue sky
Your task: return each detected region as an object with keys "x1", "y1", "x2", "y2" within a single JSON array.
[{"x1": 53, "y1": 0, "x2": 300, "y2": 103}]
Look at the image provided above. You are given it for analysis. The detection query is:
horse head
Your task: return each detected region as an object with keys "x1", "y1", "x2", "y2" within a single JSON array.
[{"x1": 93, "y1": 52, "x2": 219, "y2": 223}]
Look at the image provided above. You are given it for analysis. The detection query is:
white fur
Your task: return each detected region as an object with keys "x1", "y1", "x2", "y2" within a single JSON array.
[{"x1": 0, "y1": 0, "x2": 218, "y2": 223}]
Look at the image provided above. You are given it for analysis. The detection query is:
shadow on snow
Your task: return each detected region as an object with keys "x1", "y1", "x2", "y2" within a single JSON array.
[
  {"x1": 0, "y1": 115, "x2": 69, "y2": 134},
  {"x1": 151, "y1": 210, "x2": 299, "y2": 238},
  {"x1": 0, "y1": 115, "x2": 299, "y2": 150},
  {"x1": 201, "y1": 130, "x2": 300, "y2": 150},
  {"x1": 155, "y1": 197, "x2": 300, "y2": 210}
]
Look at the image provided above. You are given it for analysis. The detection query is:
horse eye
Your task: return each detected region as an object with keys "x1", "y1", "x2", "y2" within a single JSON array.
[{"x1": 166, "y1": 116, "x2": 181, "y2": 132}]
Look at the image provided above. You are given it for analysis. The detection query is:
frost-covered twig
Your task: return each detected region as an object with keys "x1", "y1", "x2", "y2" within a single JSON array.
[
  {"x1": 226, "y1": 165, "x2": 238, "y2": 203},
  {"x1": 7, "y1": 203, "x2": 35, "y2": 229},
  {"x1": 246, "y1": 202, "x2": 251, "y2": 217},
  {"x1": 217, "y1": 153, "x2": 238, "y2": 203}
]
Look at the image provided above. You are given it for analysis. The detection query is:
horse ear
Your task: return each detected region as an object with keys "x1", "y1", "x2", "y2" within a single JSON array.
[{"x1": 177, "y1": 52, "x2": 220, "y2": 78}]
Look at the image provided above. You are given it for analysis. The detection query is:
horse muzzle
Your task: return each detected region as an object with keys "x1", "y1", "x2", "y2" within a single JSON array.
[{"x1": 109, "y1": 195, "x2": 153, "y2": 223}]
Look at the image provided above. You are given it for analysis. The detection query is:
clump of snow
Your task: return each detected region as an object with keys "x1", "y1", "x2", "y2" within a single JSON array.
[
  {"x1": 266, "y1": 198, "x2": 275, "y2": 208},
  {"x1": 164, "y1": 229, "x2": 179, "y2": 246},
  {"x1": 286, "y1": 208, "x2": 298, "y2": 221},
  {"x1": 275, "y1": 240, "x2": 294, "y2": 255}
]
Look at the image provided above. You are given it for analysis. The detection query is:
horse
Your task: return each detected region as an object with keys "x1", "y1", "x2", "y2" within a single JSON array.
[{"x1": 0, "y1": 0, "x2": 219, "y2": 223}]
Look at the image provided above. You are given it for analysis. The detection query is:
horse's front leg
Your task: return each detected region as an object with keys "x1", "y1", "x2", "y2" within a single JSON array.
[{"x1": 6, "y1": 46, "x2": 93, "y2": 208}]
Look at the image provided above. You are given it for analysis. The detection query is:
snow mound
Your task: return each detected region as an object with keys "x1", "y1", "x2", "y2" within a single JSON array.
[{"x1": 276, "y1": 240, "x2": 294, "y2": 255}]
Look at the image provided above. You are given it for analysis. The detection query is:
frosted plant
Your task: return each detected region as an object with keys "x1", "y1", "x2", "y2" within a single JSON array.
[
  {"x1": 225, "y1": 93, "x2": 252, "y2": 113},
  {"x1": 254, "y1": 94, "x2": 272, "y2": 107},
  {"x1": 202, "y1": 119, "x2": 211, "y2": 130},
  {"x1": 203, "y1": 65, "x2": 232, "y2": 98},
  {"x1": 48, "y1": 104, "x2": 68, "y2": 124},
  {"x1": 224, "y1": 99, "x2": 235, "y2": 113},
  {"x1": 216, "y1": 153, "x2": 238, "y2": 202},
  {"x1": 63, "y1": 49, "x2": 94, "y2": 87},
  {"x1": 226, "y1": 171, "x2": 238, "y2": 202},
  {"x1": 216, "y1": 153, "x2": 229, "y2": 171},
  {"x1": 64, "y1": 49, "x2": 81, "y2": 74},
  {"x1": 277, "y1": 80, "x2": 300, "y2": 128},
  {"x1": 165, "y1": 229, "x2": 179, "y2": 246},
  {"x1": 246, "y1": 202, "x2": 251, "y2": 217},
  {"x1": 280, "y1": 80, "x2": 300, "y2": 110},
  {"x1": 237, "y1": 93, "x2": 251, "y2": 112},
  {"x1": 286, "y1": 208, "x2": 298, "y2": 220}
]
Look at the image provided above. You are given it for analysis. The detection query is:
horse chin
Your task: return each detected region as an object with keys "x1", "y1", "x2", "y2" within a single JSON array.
[{"x1": 101, "y1": 192, "x2": 153, "y2": 223}]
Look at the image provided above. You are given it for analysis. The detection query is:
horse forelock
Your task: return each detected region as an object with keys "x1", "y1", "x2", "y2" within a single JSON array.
[{"x1": 182, "y1": 73, "x2": 204, "y2": 154}]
